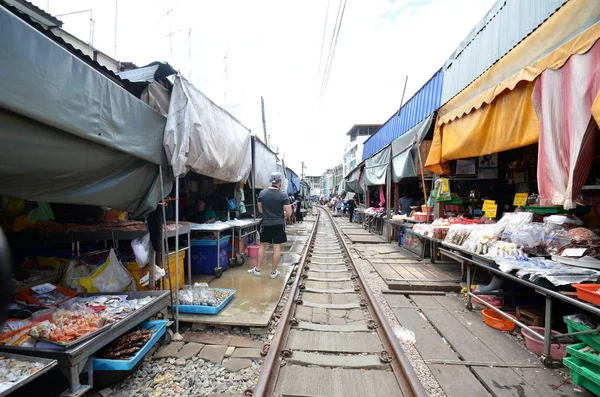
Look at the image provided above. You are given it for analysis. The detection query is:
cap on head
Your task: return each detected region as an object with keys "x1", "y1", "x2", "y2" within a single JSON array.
[{"x1": 270, "y1": 171, "x2": 282, "y2": 184}]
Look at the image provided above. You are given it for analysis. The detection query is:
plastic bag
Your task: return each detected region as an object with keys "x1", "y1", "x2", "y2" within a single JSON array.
[
  {"x1": 139, "y1": 265, "x2": 166, "y2": 286},
  {"x1": 79, "y1": 249, "x2": 133, "y2": 293},
  {"x1": 394, "y1": 327, "x2": 416, "y2": 345},
  {"x1": 131, "y1": 233, "x2": 152, "y2": 268},
  {"x1": 61, "y1": 259, "x2": 93, "y2": 291}
]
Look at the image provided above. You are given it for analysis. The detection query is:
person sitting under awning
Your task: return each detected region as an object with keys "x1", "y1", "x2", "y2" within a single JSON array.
[{"x1": 185, "y1": 199, "x2": 217, "y2": 224}]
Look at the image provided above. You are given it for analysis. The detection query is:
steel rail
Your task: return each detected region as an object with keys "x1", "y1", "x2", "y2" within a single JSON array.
[
  {"x1": 325, "y1": 208, "x2": 428, "y2": 397},
  {"x1": 248, "y1": 210, "x2": 320, "y2": 397},
  {"x1": 248, "y1": 208, "x2": 427, "y2": 397}
]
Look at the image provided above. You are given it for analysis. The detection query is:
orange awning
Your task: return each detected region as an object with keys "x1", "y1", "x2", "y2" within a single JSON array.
[{"x1": 426, "y1": 0, "x2": 600, "y2": 174}]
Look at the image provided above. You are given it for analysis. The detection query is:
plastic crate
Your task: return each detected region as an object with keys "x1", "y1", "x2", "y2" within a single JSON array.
[
  {"x1": 189, "y1": 237, "x2": 230, "y2": 275},
  {"x1": 564, "y1": 316, "x2": 600, "y2": 352},
  {"x1": 92, "y1": 320, "x2": 167, "y2": 371},
  {"x1": 572, "y1": 284, "x2": 600, "y2": 306},
  {"x1": 563, "y1": 356, "x2": 600, "y2": 396},
  {"x1": 178, "y1": 288, "x2": 236, "y2": 315},
  {"x1": 567, "y1": 343, "x2": 600, "y2": 371},
  {"x1": 17, "y1": 285, "x2": 78, "y2": 307}
]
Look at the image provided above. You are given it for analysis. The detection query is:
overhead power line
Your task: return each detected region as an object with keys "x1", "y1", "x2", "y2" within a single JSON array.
[
  {"x1": 316, "y1": 0, "x2": 332, "y2": 93},
  {"x1": 318, "y1": 0, "x2": 347, "y2": 103}
]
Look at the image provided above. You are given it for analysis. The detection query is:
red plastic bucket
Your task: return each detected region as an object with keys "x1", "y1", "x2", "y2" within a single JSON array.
[
  {"x1": 521, "y1": 326, "x2": 570, "y2": 360},
  {"x1": 248, "y1": 245, "x2": 259, "y2": 258}
]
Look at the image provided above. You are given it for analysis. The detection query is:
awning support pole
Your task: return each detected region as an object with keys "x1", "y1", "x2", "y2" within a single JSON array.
[{"x1": 174, "y1": 176, "x2": 180, "y2": 334}]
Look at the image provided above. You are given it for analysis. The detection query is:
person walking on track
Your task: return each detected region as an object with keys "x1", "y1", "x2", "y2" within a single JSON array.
[{"x1": 248, "y1": 171, "x2": 292, "y2": 279}]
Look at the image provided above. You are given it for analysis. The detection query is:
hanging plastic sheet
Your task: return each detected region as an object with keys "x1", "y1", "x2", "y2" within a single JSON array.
[
  {"x1": 391, "y1": 115, "x2": 432, "y2": 182},
  {"x1": 345, "y1": 165, "x2": 364, "y2": 194},
  {"x1": 164, "y1": 74, "x2": 252, "y2": 181},
  {"x1": 251, "y1": 138, "x2": 279, "y2": 189},
  {"x1": 286, "y1": 167, "x2": 301, "y2": 196},
  {"x1": 0, "y1": 6, "x2": 171, "y2": 217},
  {"x1": 363, "y1": 146, "x2": 391, "y2": 186},
  {"x1": 534, "y1": 39, "x2": 600, "y2": 209}
]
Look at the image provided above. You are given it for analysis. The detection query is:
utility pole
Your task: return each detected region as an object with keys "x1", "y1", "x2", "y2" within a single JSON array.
[
  {"x1": 301, "y1": 161, "x2": 306, "y2": 181},
  {"x1": 261, "y1": 96, "x2": 268, "y2": 146},
  {"x1": 397, "y1": 75, "x2": 408, "y2": 116}
]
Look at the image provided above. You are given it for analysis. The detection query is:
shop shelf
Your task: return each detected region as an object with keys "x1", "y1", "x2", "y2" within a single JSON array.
[
  {"x1": 92, "y1": 319, "x2": 167, "y2": 371},
  {"x1": 563, "y1": 356, "x2": 600, "y2": 396},
  {"x1": 178, "y1": 288, "x2": 236, "y2": 314},
  {"x1": 564, "y1": 316, "x2": 600, "y2": 352}
]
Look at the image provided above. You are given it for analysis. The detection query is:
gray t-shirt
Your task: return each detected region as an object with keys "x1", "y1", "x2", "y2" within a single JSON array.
[{"x1": 259, "y1": 188, "x2": 291, "y2": 226}]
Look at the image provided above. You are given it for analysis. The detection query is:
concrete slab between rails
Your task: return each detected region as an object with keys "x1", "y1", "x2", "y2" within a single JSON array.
[
  {"x1": 286, "y1": 351, "x2": 388, "y2": 369},
  {"x1": 276, "y1": 365, "x2": 402, "y2": 397},
  {"x1": 303, "y1": 288, "x2": 356, "y2": 294},
  {"x1": 302, "y1": 301, "x2": 361, "y2": 309},
  {"x1": 310, "y1": 261, "x2": 346, "y2": 266},
  {"x1": 294, "y1": 321, "x2": 370, "y2": 332},
  {"x1": 287, "y1": 330, "x2": 382, "y2": 353}
]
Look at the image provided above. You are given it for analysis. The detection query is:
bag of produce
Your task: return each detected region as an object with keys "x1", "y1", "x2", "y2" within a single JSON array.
[
  {"x1": 79, "y1": 249, "x2": 133, "y2": 293},
  {"x1": 61, "y1": 259, "x2": 93, "y2": 292}
]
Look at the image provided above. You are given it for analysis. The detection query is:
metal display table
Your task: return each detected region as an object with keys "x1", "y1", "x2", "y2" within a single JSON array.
[
  {"x1": 0, "y1": 291, "x2": 169, "y2": 396},
  {"x1": 189, "y1": 222, "x2": 234, "y2": 277},
  {"x1": 226, "y1": 219, "x2": 261, "y2": 264},
  {"x1": 0, "y1": 353, "x2": 57, "y2": 397},
  {"x1": 363, "y1": 213, "x2": 384, "y2": 235},
  {"x1": 438, "y1": 244, "x2": 600, "y2": 366}
]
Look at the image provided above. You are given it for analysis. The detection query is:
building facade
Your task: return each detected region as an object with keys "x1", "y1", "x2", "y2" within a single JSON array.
[{"x1": 342, "y1": 124, "x2": 380, "y2": 187}]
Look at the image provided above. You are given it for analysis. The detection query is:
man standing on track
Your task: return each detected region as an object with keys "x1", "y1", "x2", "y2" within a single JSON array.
[{"x1": 248, "y1": 171, "x2": 293, "y2": 279}]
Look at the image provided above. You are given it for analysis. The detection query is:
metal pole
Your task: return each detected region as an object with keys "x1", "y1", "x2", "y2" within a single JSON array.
[
  {"x1": 416, "y1": 144, "x2": 429, "y2": 223},
  {"x1": 543, "y1": 295, "x2": 552, "y2": 360},
  {"x1": 158, "y1": 166, "x2": 169, "y2": 291},
  {"x1": 396, "y1": 75, "x2": 408, "y2": 117},
  {"x1": 386, "y1": 160, "x2": 392, "y2": 243},
  {"x1": 252, "y1": 136, "x2": 257, "y2": 221},
  {"x1": 174, "y1": 176, "x2": 179, "y2": 334},
  {"x1": 261, "y1": 97, "x2": 268, "y2": 146}
]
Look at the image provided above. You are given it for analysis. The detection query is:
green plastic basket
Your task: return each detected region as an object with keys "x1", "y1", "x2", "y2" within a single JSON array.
[
  {"x1": 563, "y1": 356, "x2": 600, "y2": 396},
  {"x1": 524, "y1": 206, "x2": 592, "y2": 215},
  {"x1": 564, "y1": 316, "x2": 600, "y2": 352},
  {"x1": 567, "y1": 343, "x2": 600, "y2": 372}
]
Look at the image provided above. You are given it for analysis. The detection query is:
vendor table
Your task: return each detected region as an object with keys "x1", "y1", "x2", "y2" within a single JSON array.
[
  {"x1": 226, "y1": 219, "x2": 261, "y2": 263},
  {"x1": 189, "y1": 222, "x2": 234, "y2": 277},
  {"x1": 363, "y1": 214, "x2": 384, "y2": 235},
  {"x1": 0, "y1": 290, "x2": 169, "y2": 397},
  {"x1": 439, "y1": 244, "x2": 600, "y2": 366}
]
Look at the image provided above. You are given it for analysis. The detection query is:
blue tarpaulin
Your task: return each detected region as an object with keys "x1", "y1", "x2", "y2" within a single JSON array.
[{"x1": 286, "y1": 167, "x2": 301, "y2": 195}]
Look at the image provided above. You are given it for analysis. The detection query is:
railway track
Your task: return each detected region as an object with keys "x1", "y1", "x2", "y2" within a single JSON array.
[{"x1": 250, "y1": 208, "x2": 427, "y2": 397}]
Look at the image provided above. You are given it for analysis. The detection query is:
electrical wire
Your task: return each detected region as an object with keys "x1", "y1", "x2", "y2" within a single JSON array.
[
  {"x1": 316, "y1": 0, "x2": 332, "y2": 93},
  {"x1": 319, "y1": 0, "x2": 347, "y2": 102}
]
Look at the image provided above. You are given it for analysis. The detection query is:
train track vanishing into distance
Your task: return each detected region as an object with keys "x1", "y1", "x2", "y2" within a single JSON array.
[{"x1": 248, "y1": 207, "x2": 427, "y2": 397}]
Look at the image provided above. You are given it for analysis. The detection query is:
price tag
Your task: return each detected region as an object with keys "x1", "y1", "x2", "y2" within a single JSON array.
[
  {"x1": 482, "y1": 200, "x2": 496, "y2": 211},
  {"x1": 513, "y1": 193, "x2": 528, "y2": 207},
  {"x1": 561, "y1": 248, "x2": 587, "y2": 257},
  {"x1": 484, "y1": 204, "x2": 497, "y2": 219}
]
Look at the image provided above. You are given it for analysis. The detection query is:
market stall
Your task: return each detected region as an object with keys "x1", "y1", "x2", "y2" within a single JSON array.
[
  {"x1": 0, "y1": 290, "x2": 169, "y2": 395},
  {"x1": 407, "y1": 211, "x2": 600, "y2": 366}
]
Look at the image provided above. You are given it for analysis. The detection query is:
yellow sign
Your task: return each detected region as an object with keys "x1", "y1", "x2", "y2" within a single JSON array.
[
  {"x1": 485, "y1": 204, "x2": 498, "y2": 219},
  {"x1": 513, "y1": 193, "x2": 528, "y2": 207},
  {"x1": 482, "y1": 200, "x2": 496, "y2": 212}
]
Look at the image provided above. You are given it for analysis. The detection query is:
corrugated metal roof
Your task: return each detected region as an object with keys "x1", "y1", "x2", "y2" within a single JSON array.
[
  {"x1": 362, "y1": 68, "x2": 443, "y2": 160},
  {"x1": 441, "y1": 0, "x2": 567, "y2": 105},
  {"x1": 0, "y1": 0, "x2": 145, "y2": 98}
]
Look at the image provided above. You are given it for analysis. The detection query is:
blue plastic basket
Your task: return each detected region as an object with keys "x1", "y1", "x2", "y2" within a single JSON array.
[
  {"x1": 92, "y1": 319, "x2": 167, "y2": 371},
  {"x1": 178, "y1": 288, "x2": 236, "y2": 314},
  {"x1": 189, "y1": 236, "x2": 230, "y2": 274}
]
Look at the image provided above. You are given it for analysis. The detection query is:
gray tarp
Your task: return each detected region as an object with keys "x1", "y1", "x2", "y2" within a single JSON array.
[
  {"x1": 251, "y1": 138, "x2": 279, "y2": 189},
  {"x1": 163, "y1": 75, "x2": 252, "y2": 181},
  {"x1": 0, "y1": 5, "x2": 171, "y2": 216},
  {"x1": 344, "y1": 165, "x2": 364, "y2": 194},
  {"x1": 391, "y1": 115, "x2": 432, "y2": 182},
  {"x1": 363, "y1": 146, "x2": 391, "y2": 186}
]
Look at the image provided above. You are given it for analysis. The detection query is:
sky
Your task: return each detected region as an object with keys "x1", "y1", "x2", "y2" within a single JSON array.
[{"x1": 33, "y1": 0, "x2": 496, "y2": 176}]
